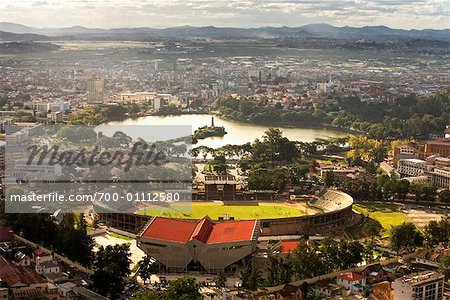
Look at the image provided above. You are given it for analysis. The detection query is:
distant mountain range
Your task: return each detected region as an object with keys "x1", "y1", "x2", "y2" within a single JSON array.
[
  {"x1": 0, "y1": 30, "x2": 48, "y2": 41},
  {"x1": 0, "y1": 22, "x2": 449, "y2": 41}
]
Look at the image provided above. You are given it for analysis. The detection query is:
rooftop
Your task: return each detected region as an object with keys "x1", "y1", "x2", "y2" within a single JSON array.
[
  {"x1": 0, "y1": 256, "x2": 46, "y2": 286},
  {"x1": 399, "y1": 158, "x2": 426, "y2": 163},
  {"x1": 397, "y1": 271, "x2": 444, "y2": 286},
  {"x1": 279, "y1": 240, "x2": 300, "y2": 253},
  {"x1": 140, "y1": 216, "x2": 257, "y2": 244},
  {"x1": 337, "y1": 272, "x2": 366, "y2": 282},
  {"x1": 427, "y1": 138, "x2": 450, "y2": 146}
]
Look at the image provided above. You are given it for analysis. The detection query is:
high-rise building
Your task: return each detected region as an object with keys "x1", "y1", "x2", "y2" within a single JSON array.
[
  {"x1": 86, "y1": 77, "x2": 105, "y2": 104},
  {"x1": 392, "y1": 271, "x2": 444, "y2": 300}
]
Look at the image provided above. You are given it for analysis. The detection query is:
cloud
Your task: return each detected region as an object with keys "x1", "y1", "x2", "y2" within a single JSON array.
[
  {"x1": 0, "y1": 0, "x2": 448, "y2": 29},
  {"x1": 31, "y1": 1, "x2": 48, "y2": 6}
]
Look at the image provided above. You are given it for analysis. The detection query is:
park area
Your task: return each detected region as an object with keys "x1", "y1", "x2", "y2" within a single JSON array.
[
  {"x1": 349, "y1": 202, "x2": 446, "y2": 239},
  {"x1": 354, "y1": 203, "x2": 410, "y2": 230},
  {"x1": 136, "y1": 201, "x2": 318, "y2": 220}
]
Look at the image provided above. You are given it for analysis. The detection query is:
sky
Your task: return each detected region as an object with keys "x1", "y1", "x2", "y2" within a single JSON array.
[{"x1": 1, "y1": 0, "x2": 449, "y2": 30}]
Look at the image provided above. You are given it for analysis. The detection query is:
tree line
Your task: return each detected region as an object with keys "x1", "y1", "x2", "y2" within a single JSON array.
[
  {"x1": 338, "y1": 174, "x2": 449, "y2": 203},
  {"x1": 1, "y1": 210, "x2": 93, "y2": 266},
  {"x1": 216, "y1": 88, "x2": 450, "y2": 140},
  {"x1": 241, "y1": 237, "x2": 364, "y2": 291}
]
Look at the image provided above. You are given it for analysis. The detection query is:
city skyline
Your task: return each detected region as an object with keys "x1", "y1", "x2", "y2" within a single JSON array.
[{"x1": 1, "y1": 0, "x2": 449, "y2": 30}]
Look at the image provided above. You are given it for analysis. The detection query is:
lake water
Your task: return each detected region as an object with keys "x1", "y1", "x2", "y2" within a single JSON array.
[{"x1": 96, "y1": 114, "x2": 347, "y2": 148}]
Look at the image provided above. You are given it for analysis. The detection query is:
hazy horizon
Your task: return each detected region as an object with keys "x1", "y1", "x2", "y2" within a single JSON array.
[{"x1": 1, "y1": 0, "x2": 449, "y2": 30}]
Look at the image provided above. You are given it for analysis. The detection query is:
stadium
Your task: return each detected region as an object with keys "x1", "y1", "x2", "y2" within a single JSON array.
[
  {"x1": 94, "y1": 189, "x2": 354, "y2": 237},
  {"x1": 93, "y1": 185, "x2": 354, "y2": 272},
  {"x1": 94, "y1": 188, "x2": 354, "y2": 272}
]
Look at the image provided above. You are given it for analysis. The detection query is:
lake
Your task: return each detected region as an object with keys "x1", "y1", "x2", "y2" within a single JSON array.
[{"x1": 96, "y1": 114, "x2": 347, "y2": 148}]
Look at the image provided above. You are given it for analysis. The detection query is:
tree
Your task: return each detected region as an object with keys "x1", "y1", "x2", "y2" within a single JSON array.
[
  {"x1": 247, "y1": 167, "x2": 287, "y2": 192},
  {"x1": 240, "y1": 263, "x2": 263, "y2": 291},
  {"x1": 267, "y1": 255, "x2": 284, "y2": 286},
  {"x1": 57, "y1": 214, "x2": 93, "y2": 266},
  {"x1": 323, "y1": 171, "x2": 335, "y2": 187},
  {"x1": 213, "y1": 271, "x2": 227, "y2": 288},
  {"x1": 347, "y1": 136, "x2": 388, "y2": 163},
  {"x1": 287, "y1": 166, "x2": 309, "y2": 186},
  {"x1": 131, "y1": 290, "x2": 165, "y2": 300},
  {"x1": 138, "y1": 255, "x2": 159, "y2": 284},
  {"x1": 112, "y1": 131, "x2": 132, "y2": 147},
  {"x1": 390, "y1": 222, "x2": 424, "y2": 254},
  {"x1": 410, "y1": 183, "x2": 437, "y2": 202},
  {"x1": 131, "y1": 276, "x2": 202, "y2": 300},
  {"x1": 425, "y1": 218, "x2": 450, "y2": 247},
  {"x1": 439, "y1": 189, "x2": 450, "y2": 203},
  {"x1": 251, "y1": 128, "x2": 298, "y2": 163},
  {"x1": 292, "y1": 243, "x2": 326, "y2": 279},
  {"x1": 91, "y1": 244, "x2": 131, "y2": 299},
  {"x1": 337, "y1": 240, "x2": 364, "y2": 269},
  {"x1": 362, "y1": 219, "x2": 382, "y2": 243},
  {"x1": 210, "y1": 155, "x2": 227, "y2": 174},
  {"x1": 166, "y1": 276, "x2": 203, "y2": 300},
  {"x1": 394, "y1": 180, "x2": 410, "y2": 201},
  {"x1": 439, "y1": 255, "x2": 450, "y2": 277},
  {"x1": 279, "y1": 253, "x2": 293, "y2": 285},
  {"x1": 190, "y1": 99, "x2": 203, "y2": 109},
  {"x1": 339, "y1": 178, "x2": 370, "y2": 201}
]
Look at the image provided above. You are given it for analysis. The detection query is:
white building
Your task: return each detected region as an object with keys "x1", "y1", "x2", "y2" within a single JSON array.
[
  {"x1": 24, "y1": 100, "x2": 70, "y2": 113},
  {"x1": 35, "y1": 260, "x2": 60, "y2": 275},
  {"x1": 47, "y1": 111, "x2": 64, "y2": 123},
  {"x1": 427, "y1": 168, "x2": 450, "y2": 189},
  {"x1": 49, "y1": 100, "x2": 70, "y2": 112},
  {"x1": 392, "y1": 271, "x2": 444, "y2": 300},
  {"x1": 397, "y1": 159, "x2": 428, "y2": 178},
  {"x1": 119, "y1": 92, "x2": 167, "y2": 111},
  {"x1": 403, "y1": 176, "x2": 429, "y2": 185},
  {"x1": 9, "y1": 158, "x2": 62, "y2": 182},
  {"x1": 336, "y1": 272, "x2": 366, "y2": 295}
]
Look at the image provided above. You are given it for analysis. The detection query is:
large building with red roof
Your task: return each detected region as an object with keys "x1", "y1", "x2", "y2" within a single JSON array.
[{"x1": 137, "y1": 216, "x2": 259, "y2": 272}]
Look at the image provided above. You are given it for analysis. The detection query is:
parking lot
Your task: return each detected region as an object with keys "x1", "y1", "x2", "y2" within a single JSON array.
[{"x1": 93, "y1": 232, "x2": 145, "y2": 269}]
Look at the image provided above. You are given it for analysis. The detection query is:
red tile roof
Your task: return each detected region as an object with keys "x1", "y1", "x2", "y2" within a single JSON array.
[
  {"x1": 337, "y1": 272, "x2": 366, "y2": 282},
  {"x1": 191, "y1": 218, "x2": 214, "y2": 243},
  {"x1": 0, "y1": 227, "x2": 13, "y2": 242},
  {"x1": 207, "y1": 220, "x2": 256, "y2": 244},
  {"x1": 0, "y1": 257, "x2": 46, "y2": 286},
  {"x1": 427, "y1": 138, "x2": 450, "y2": 146},
  {"x1": 33, "y1": 249, "x2": 50, "y2": 258},
  {"x1": 141, "y1": 216, "x2": 256, "y2": 244},
  {"x1": 280, "y1": 240, "x2": 300, "y2": 253},
  {"x1": 141, "y1": 218, "x2": 198, "y2": 243}
]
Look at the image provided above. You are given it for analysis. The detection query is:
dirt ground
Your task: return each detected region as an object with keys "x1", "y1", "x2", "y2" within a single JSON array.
[
  {"x1": 93, "y1": 233, "x2": 145, "y2": 269},
  {"x1": 404, "y1": 206, "x2": 446, "y2": 228}
]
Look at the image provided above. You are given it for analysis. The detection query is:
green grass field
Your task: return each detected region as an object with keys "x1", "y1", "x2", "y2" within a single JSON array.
[
  {"x1": 354, "y1": 203, "x2": 410, "y2": 235},
  {"x1": 136, "y1": 202, "x2": 304, "y2": 220},
  {"x1": 107, "y1": 232, "x2": 133, "y2": 241}
]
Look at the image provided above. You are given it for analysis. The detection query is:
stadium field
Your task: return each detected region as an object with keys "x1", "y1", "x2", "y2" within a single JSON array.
[{"x1": 136, "y1": 202, "x2": 315, "y2": 220}]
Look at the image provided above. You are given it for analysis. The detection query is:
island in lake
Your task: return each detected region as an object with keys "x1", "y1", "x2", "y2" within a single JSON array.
[{"x1": 193, "y1": 116, "x2": 227, "y2": 143}]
